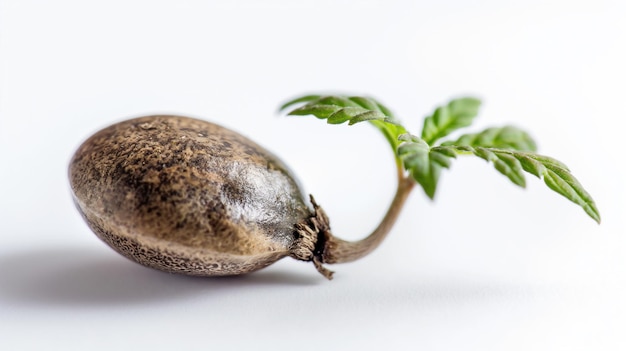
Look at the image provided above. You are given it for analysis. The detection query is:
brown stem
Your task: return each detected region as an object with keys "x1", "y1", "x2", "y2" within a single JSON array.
[
  {"x1": 292, "y1": 164, "x2": 415, "y2": 279},
  {"x1": 322, "y1": 175, "x2": 415, "y2": 264}
]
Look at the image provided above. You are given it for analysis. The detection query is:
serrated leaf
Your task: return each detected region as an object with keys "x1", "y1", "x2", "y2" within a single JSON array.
[
  {"x1": 398, "y1": 134, "x2": 454, "y2": 198},
  {"x1": 280, "y1": 94, "x2": 407, "y2": 154},
  {"x1": 327, "y1": 106, "x2": 387, "y2": 124},
  {"x1": 421, "y1": 97, "x2": 481, "y2": 146},
  {"x1": 280, "y1": 93, "x2": 599, "y2": 223},
  {"x1": 443, "y1": 126, "x2": 537, "y2": 152},
  {"x1": 279, "y1": 94, "x2": 322, "y2": 112},
  {"x1": 349, "y1": 110, "x2": 387, "y2": 124},
  {"x1": 473, "y1": 147, "x2": 526, "y2": 187},
  {"x1": 433, "y1": 145, "x2": 600, "y2": 223},
  {"x1": 515, "y1": 154, "x2": 545, "y2": 178},
  {"x1": 527, "y1": 153, "x2": 569, "y2": 171},
  {"x1": 288, "y1": 104, "x2": 342, "y2": 119},
  {"x1": 282, "y1": 95, "x2": 396, "y2": 124},
  {"x1": 542, "y1": 163, "x2": 600, "y2": 223}
]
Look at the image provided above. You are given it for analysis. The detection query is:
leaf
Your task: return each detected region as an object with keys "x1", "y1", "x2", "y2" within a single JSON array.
[
  {"x1": 472, "y1": 147, "x2": 526, "y2": 187},
  {"x1": 279, "y1": 94, "x2": 322, "y2": 112},
  {"x1": 421, "y1": 97, "x2": 481, "y2": 146},
  {"x1": 433, "y1": 145, "x2": 601, "y2": 223},
  {"x1": 280, "y1": 94, "x2": 407, "y2": 153},
  {"x1": 280, "y1": 93, "x2": 600, "y2": 223},
  {"x1": 370, "y1": 120, "x2": 408, "y2": 152},
  {"x1": 397, "y1": 134, "x2": 454, "y2": 198},
  {"x1": 442, "y1": 126, "x2": 537, "y2": 152},
  {"x1": 282, "y1": 95, "x2": 394, "y2": 123}
]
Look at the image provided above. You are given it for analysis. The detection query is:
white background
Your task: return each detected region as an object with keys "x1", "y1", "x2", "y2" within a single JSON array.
[{"x1": 1, "y1": 0, "x2": 625, "y2": 350}]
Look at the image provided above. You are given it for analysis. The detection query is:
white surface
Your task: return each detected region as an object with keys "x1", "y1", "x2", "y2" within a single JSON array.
[{"x1": 1, "y1": 0, "x2": 625, "y2": 350}]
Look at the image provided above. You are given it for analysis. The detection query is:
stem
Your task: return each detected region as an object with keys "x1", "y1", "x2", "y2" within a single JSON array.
[
  {"x1": 292, "y1": 160, "x2": 415, "y2": 279},
  {"x1": 322, "y1": 174, "x2": 415, "y2": 264}
]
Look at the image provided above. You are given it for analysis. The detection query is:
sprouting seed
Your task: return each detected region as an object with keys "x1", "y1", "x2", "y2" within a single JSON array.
[{"x1": 69, "y1": 94, "x2": 600, "y2": 280}]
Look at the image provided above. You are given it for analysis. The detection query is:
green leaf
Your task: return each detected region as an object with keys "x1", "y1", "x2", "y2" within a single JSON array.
[
  {"x1": 472, "y1": 147, "x2": 526, "y2": 187},
  {"x1": 421, "y1": 97, "x2": 482, "y2": 146},
  {"x1": 433, "y1": 145, "x2": 601, "y2": 223},
  {"x1": 281, "y1": 95, "x2": 395, "y2": 123},
  {"x1": 280, "y1": 94, "x2": 407, "y2": 153},
  {"x1": 442, "y1": 126, "x2": 537, "y2": 152},
  {"x1": 280, "y1": 93, "x2": 599, "y2": 223},
  {"x1": 278, "y1": 94, "x2": 322, "y2": 112},
  {"x1": 397, "y1": 134, "x2": 454, "y2": 198},
  {"x1": 541, "y1": 163, "x2": 599, "y2": 223},
  {"x1": 370, "y1": 120, "x2": 407, "y2": 152}
]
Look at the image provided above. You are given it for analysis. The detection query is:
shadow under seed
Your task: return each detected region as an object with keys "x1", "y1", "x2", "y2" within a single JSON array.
[{"x1": 0, "y1": 246, "x2": 321, "y2": 309}]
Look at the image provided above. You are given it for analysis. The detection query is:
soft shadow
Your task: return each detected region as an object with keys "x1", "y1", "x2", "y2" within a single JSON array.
[
  {"x1": 402, "y1": 277, "x2": 537, "y2": 303},
  {"x1": 0, "y1": 246, "x2": 320, "y2": 308}
]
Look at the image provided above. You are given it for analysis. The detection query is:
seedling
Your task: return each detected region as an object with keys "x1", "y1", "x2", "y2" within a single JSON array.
[
  {"x1": 69, "y1": 94, "x2": 599, "y2": 280},
  {"x1": 278, "y1": 94, "x2": 599, "y2": 278}
]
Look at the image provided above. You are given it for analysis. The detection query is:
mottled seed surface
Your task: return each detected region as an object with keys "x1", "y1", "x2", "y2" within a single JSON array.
[{"x1": 69, "y1": 115, "x2": 312, "y2": 276}]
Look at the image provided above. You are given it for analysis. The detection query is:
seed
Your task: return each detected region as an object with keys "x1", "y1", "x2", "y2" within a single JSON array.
[{"x1": 70, "y1": 116, "x2": 315, "y2": 274}]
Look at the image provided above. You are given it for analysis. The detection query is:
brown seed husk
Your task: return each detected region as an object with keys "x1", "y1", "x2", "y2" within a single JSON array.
[{"x1": 69, "y1": 115, "x2": 313, "y2": 276}]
